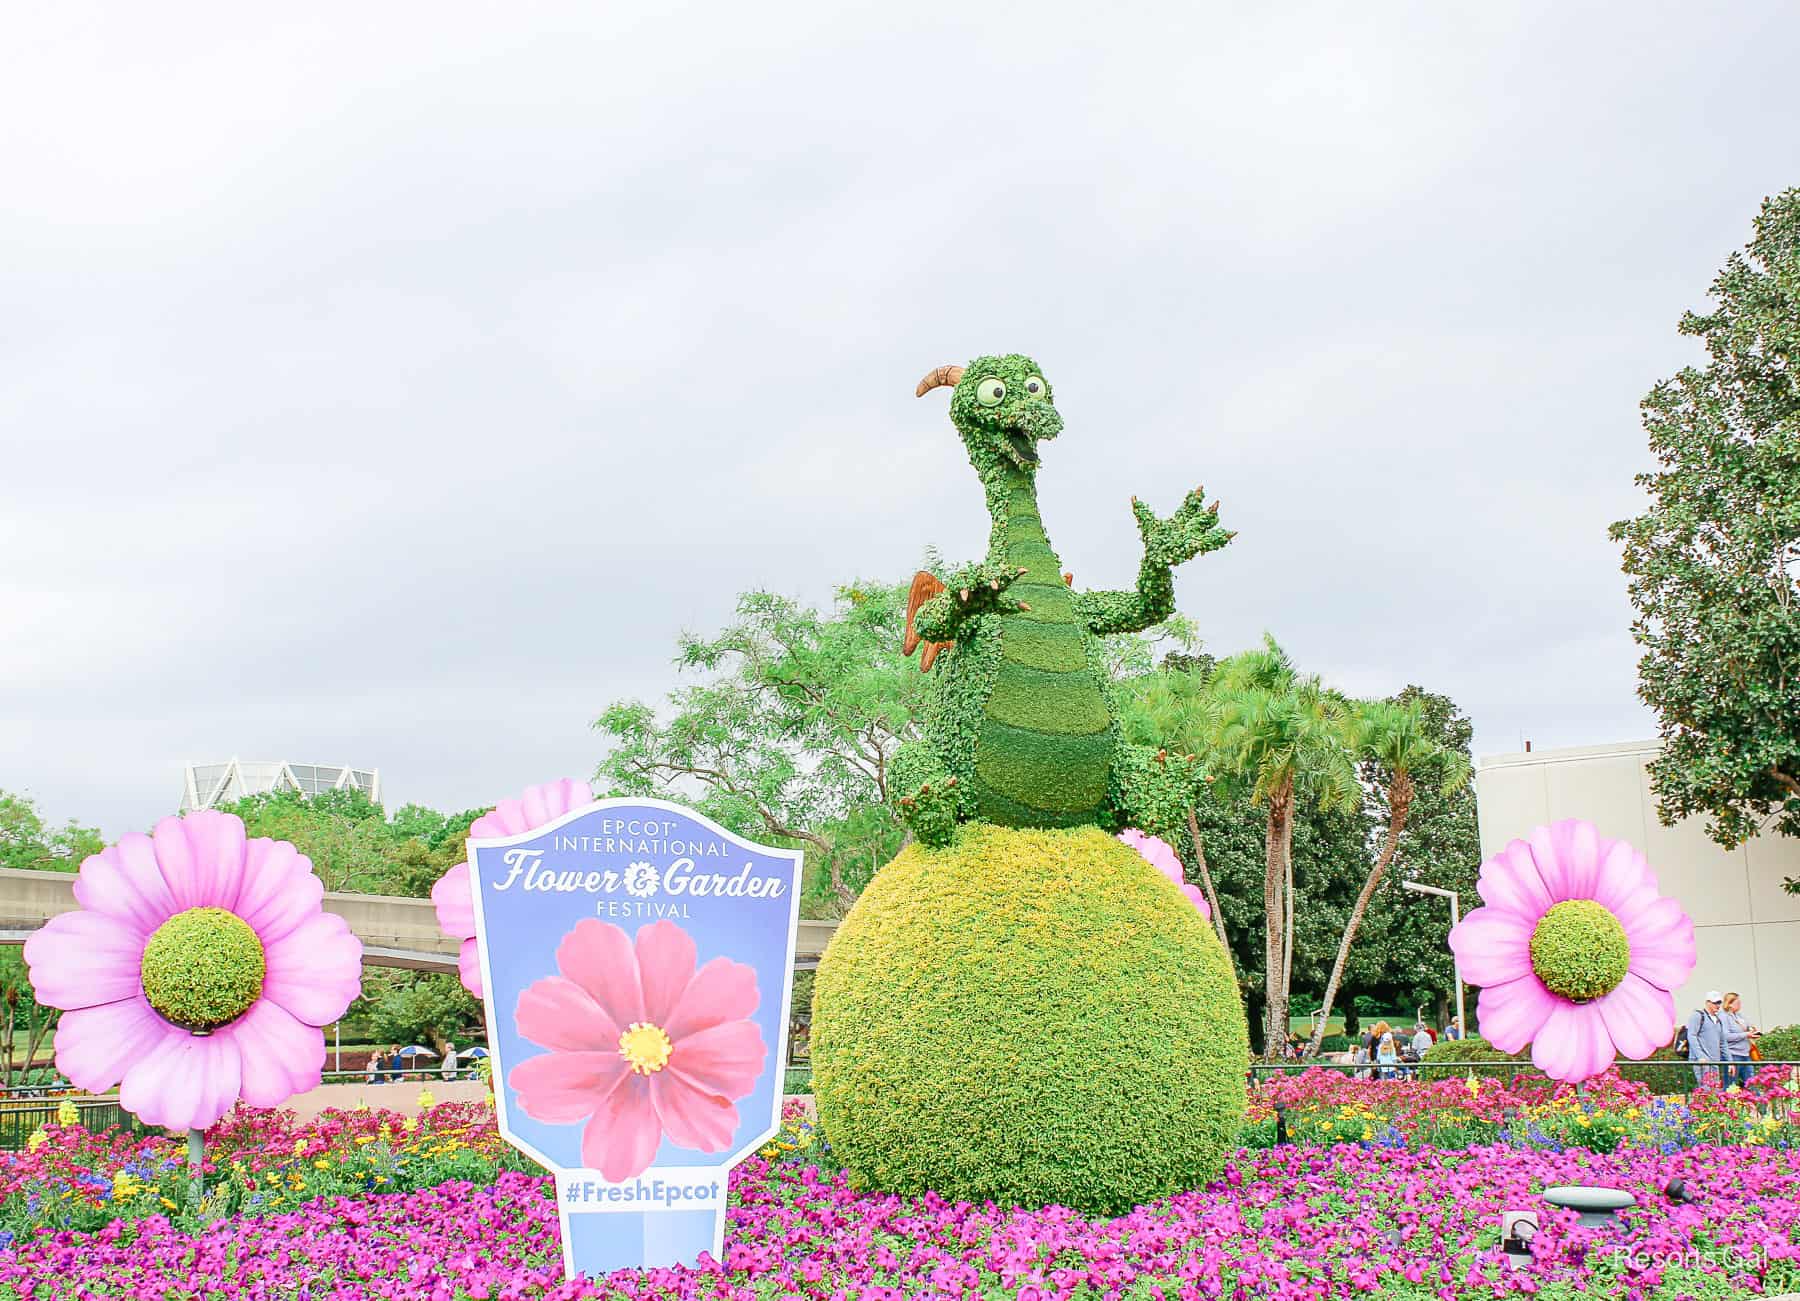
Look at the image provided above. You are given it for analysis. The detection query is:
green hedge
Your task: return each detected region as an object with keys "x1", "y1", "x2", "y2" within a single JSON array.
[
  {"x1": 811, "y1": 823, "x2": 1247, "y2": 1216},
  {"x1": 1419, "y1": 1034, "x2": 1533, "y2": 1081}
]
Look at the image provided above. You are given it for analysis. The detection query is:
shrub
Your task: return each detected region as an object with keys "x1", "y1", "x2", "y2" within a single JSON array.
[
  {"x1": 1617, "y1": 1046, "x2": 1697, "y2": 1095},
  {"x1": 811, "y1": 823, "x2": 1248, "y2": 1216},
  {"x1": 1756, "y1": 1024, "x2": 1800, "y2": 1065},
  {"x1": 1319, "y1": 1034, "x2": 1352, "y2": 1055},
  {"x1": 1419, "y1": 1034, "x2": 1532, "y2": 1081}
]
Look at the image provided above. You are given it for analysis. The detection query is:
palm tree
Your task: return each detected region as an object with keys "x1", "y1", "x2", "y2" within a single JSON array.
[
  {"x1": 1305, "y1": 698, "x2": 1471, "y2": 1058},
  {"x1": 1205, "y1": 636, "x2": 1359, "y2": 1056},
  {"x1": 1115, "y1": 666, "x2": 1232, "y2": 958}
]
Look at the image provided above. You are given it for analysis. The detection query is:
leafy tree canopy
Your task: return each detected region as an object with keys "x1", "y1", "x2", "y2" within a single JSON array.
[
  {"x1": 1611, "y1": 188, "x2": 1800, "y2": 848},
  {"x1": 593, "y1": 580, "x2": 930, "y2": 915}
]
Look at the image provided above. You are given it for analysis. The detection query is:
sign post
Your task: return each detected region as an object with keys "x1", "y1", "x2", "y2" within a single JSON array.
[{"x1": 467, "y1": 797, "x2": 803, "y2": 1279}]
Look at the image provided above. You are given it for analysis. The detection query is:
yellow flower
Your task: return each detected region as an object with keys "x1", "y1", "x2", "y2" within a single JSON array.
[
  {"x1": 25, "y1": 1128, "x2": 48, "y2": 1154},
  {"x1": 356, "y1": 1135, "x2": 376, "y2": 1145},
  {"x1": 402, "y1": 1117, "x2": 418, "y2": 1135},
  {"x1": 293, "y1": 1138, "x2": 307, "y2": 1156},
  {"x1": 56, "y1": 1099, "x2": 81, "y2": 1126},
  {"x1": 416, "y1": 1089, "x2": 435, "y2": 1109},
  {"x1": 161, "y1": 1198, "x2": 177, "y2": 1210},
  {"x1": 313, "y1": 1159, "x2": 331, "y2": 1170}
]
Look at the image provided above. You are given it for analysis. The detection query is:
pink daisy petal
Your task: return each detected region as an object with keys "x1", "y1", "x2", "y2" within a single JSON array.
[
  {"x1": 1530, "y1": 1002, "x2": 1617, "y2": 1083},
  {"x1": 431, "y1": 862, "x2": 476, "y2": 940},
  {"x1": 651, "y1": 1071, "x2": 741, "y2": 1153},
  {"x1": 152, "y1": 811, "x2": 246, "y2": 912},
  {"x1": 120, "y1": 1031, "x2": 245, "y2": 1131},
  {"x1": 1622, "y1": 898, "x2": 1697, "y2": 991},
  {"x1": 23, "y1": 911, "x2": 147, "y2": 1010},
  {"x1": 232, "y1": 839, "x2": 324, "y2": 944},
  {"x1": 582, "y1": 1075, "x2": 662, "y2": 1182},
  {"x1": 555, "y1": 919, "x2": 645, "y2": 1029},
  {"x1": 223, "y1": 998, "x2": 327, "y2": 1107},
  {"x1": 52, "y1": 996, "x2": 169, "y2": 1094},
  {"x1": 1448, "y1": 907, "x2": 1534, "y2": 987},
  {"x1": 1475, "y1": 974, "x2": 1558, "y2": 1054},
  {"x1": 262, "y1": 912, "x2": 362, "y2": 1026},
  {"x1": 70, "y1": 842, "x2": 170, "y2": 937},
  {"x1": 516, "y1": 975, "x2": 623, "y2": 1053},
  {"x1": 668, "y1": 1019, "x2": 766, "y2": 1101},
  {"x1": 511, "y1": 1050, "x2": 629, "y2": 1125},
  {"x1": 664, "y1": 957, "x2": 761, "y2": 1043},
  {"x1": 1595, "y1": 972, "x2": 1678, "y2": 1061},
  {"x1": 458, "y1": 939, "x2": 484, "y2": 999},
  {"x1": 1591, "y1": 840, "x2": 1653, "y2": 915},
  {"x1": 1476, "y1": 839, "x2": 1554, "y2": 920},
  {"x1": 636, "y1": 920, "x2": 698, "y2": 1026}
]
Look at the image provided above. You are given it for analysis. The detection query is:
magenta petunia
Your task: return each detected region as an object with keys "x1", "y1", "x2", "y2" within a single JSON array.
[
  {"x1": 509, "y1": 918, "x2": 766, "y2": 1182},
  {"x1": 1448, "y1": 818, "x2": 1696, "y2": 1084},
  {"x1": 1117, "y1": 828, "x2": 1212, "y2": 921},
  {"x1": 22, "y1": 810, "x2": 362, "y2": 1130},
  {"x1": 432, "y1": 777, "x2": 592, "y2": 998}
]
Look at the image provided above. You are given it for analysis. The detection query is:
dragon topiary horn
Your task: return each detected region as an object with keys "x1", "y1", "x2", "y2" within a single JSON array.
[{"x1": 915, "y1": 365, "x2": 965, "y2": 397}]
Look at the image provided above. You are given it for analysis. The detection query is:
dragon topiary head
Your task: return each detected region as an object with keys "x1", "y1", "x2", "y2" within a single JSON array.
[{"x1": 917, "y1": 353, "x2": 1063, "y2": 474}]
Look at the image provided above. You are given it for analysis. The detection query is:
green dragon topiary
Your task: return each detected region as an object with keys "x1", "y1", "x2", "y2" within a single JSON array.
[{"x1": 893, "y1": 353, "x2": 1234, "y2": 846}]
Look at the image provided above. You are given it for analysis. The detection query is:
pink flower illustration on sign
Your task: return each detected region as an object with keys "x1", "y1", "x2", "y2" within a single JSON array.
[
  {"x1": 432, "y1": 777, "x2": 592, "y2": 998},
  {"x1": 22, "y1": 810, "x2": 362, "y2": 1130},
  {"x1": 1118, "y1": 828, "x2": 1211, "y2": 921},
  {"x1": 509, "y1": 918, "x2": 766, "y2": 1182},
  {"x1": 1448, "y1": 819, "x2": 1696, "y2": 1084}
]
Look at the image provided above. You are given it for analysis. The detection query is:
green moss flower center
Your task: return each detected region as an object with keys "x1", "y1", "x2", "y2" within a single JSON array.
[
  {"x1": 139, "y1": 906, "x2": 266, "y2": 1032},
  {"x1": 1529, "y1": 899, "x2": 1630, "y2": 1003}
]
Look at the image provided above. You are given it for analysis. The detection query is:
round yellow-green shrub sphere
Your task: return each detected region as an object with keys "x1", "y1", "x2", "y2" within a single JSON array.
[{"x1": 810, "y1": 823, "x2": 1247, "y2": 1215}]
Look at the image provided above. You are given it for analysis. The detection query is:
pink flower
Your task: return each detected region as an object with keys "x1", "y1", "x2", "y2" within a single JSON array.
[
  {"x1": 509, "y1": 918, "x2": 765, "y2": 1182},
  {"x1": 1117, "y1": 828, "x2": 1212, "y2": 921},
  {"x1": 22, "y1": 810, "x2": 362, "y2": 1130},
  {"x1": 432, "y1": 777, "x2": 592, "y2": 998},
  {"x1": 1448, "y1": 819, "x2": 1696, "y2": 1083}
]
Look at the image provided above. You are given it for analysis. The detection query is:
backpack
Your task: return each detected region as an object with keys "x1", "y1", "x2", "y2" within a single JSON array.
[{"x1": 1672, "y1": 1024, "x2": 1689, "y2": 1057}]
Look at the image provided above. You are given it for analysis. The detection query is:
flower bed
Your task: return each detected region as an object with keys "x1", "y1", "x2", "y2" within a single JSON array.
[{"x1": 5, "y1": 1086, "x2": 1800, "y2": 1298}]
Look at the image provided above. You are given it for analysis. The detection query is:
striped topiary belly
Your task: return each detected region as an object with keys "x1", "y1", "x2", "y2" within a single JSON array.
[{"x1": 971, "y1": 501, "x2": 1115, "y2": 827}]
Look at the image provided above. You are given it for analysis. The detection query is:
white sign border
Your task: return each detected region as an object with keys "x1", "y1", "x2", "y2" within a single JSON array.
[{"x1": 464, "y1": 795, "x2": 806, "y2": 1276}]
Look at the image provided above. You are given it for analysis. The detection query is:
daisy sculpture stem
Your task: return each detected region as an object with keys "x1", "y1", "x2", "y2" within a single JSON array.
[{"x1": 187, "y1": 1127, "x2": 204, "y2": 1211}]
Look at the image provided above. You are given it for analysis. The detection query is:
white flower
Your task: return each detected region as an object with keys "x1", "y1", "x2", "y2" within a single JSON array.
[{"x1": 624, "y1": 861, "x2": 661, "y2": 898}]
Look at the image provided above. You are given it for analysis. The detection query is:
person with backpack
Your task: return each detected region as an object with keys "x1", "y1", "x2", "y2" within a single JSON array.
[{"x1": 1685, "y1": 993, "x2": 1727, "y2": 1089}]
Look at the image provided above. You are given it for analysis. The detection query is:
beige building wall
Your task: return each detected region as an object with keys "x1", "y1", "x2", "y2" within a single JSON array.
[{"x1": 1475, "y1": 740, "x2": 1800, "y2": 1034}]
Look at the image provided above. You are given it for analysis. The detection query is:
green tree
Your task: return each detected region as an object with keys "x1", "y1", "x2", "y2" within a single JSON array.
[
  {"x1": 0, "y1": 790, "x2": 102, "y2": 1085},
  {"x1": 1610, "y1": 188, "x2": 1800, "y2": 850},
  {"x1": 593, "y1": 581, "x2": 929, "y2": 914},
  {"x1": 220, "y1": 787, "x2": 471, "y2": 897},
  {"x1": 1204, "y1": 637, "x2": 1360, "y2": 1056},
  {"x1": 358, "y1": 970, "x2": 483, "y2": 1058},
  {"x1": 1348, "y1": 689, "x2": 1484, "y2": 1025},
  {"x1": 0, "y1": 790, "x2": 102, "y2": 873},
  {"x1": 1306, "y1": 693, "x2": 1471, "y2": 1056}
]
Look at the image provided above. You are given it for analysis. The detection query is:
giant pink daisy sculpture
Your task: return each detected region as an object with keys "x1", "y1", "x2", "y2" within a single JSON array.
[
  {"x1": 22, "y1": 810, "x2": 362, "y2": 1130},
  {"x1": 509, "y1": 918, "x2": 766, "y2": 1182},
  {"x1": 432, "y1": 777, "x2": 592, "y2": 998},
  {"x1": 1118, "y1": 828, "x2": 1212, "y2": 921},
  {"x1": 1448, "y1": 819, "x2": 1696, "y2": 1084}
]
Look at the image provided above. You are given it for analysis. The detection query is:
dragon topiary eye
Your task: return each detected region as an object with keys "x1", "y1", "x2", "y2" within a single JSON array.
[
  {"x1": 1024, "y1": 375, "x2": 1046, "y2": 397},
  {"x1": 975, "y1": 378, "x2": 1006, "y2": 407}
]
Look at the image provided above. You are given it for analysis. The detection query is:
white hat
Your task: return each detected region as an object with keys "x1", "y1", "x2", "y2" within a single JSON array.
[{"x1": 1704, "y1": 990, "x2": 1723, "y2": 1004}]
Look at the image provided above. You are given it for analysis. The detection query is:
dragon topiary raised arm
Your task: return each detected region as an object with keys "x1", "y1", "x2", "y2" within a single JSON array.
[{"x1": 893, "y1": 352, "x2": 1235, "y2": 846}]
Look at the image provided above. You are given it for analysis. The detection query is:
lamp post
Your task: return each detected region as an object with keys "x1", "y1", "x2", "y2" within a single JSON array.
[{"x1": 1402, "y1": 880, "x2": 1464, "y2": 1037}]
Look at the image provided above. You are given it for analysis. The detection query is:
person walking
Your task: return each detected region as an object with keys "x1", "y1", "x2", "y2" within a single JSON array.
[
  {"x1": 442, "y1": 1042, "x2": 460, "y2": 1082},
  {"x1": 1722, "y1": 993, "x2": 1758, "y2": 1088},
  {"x1": 1685, "y1": 992, "x2": 1728, "y2": 1089},
  {"x1": 1374, "y1": 1021, "x2": 1399, "y2": 1081},
  {"x1": 365, "y1": 1049, "x2": 384, "y2": 1084}
]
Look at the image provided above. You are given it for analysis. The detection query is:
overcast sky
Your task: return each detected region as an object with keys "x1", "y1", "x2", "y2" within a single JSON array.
[{"x1": 4, "y1": 4, "x2": 1797, "y2": 839}]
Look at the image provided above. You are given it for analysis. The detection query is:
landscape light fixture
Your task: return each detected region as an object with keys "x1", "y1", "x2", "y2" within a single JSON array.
[{"x1": 1401, "y1": 880, "x2": 1466, "y2": 1036}]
